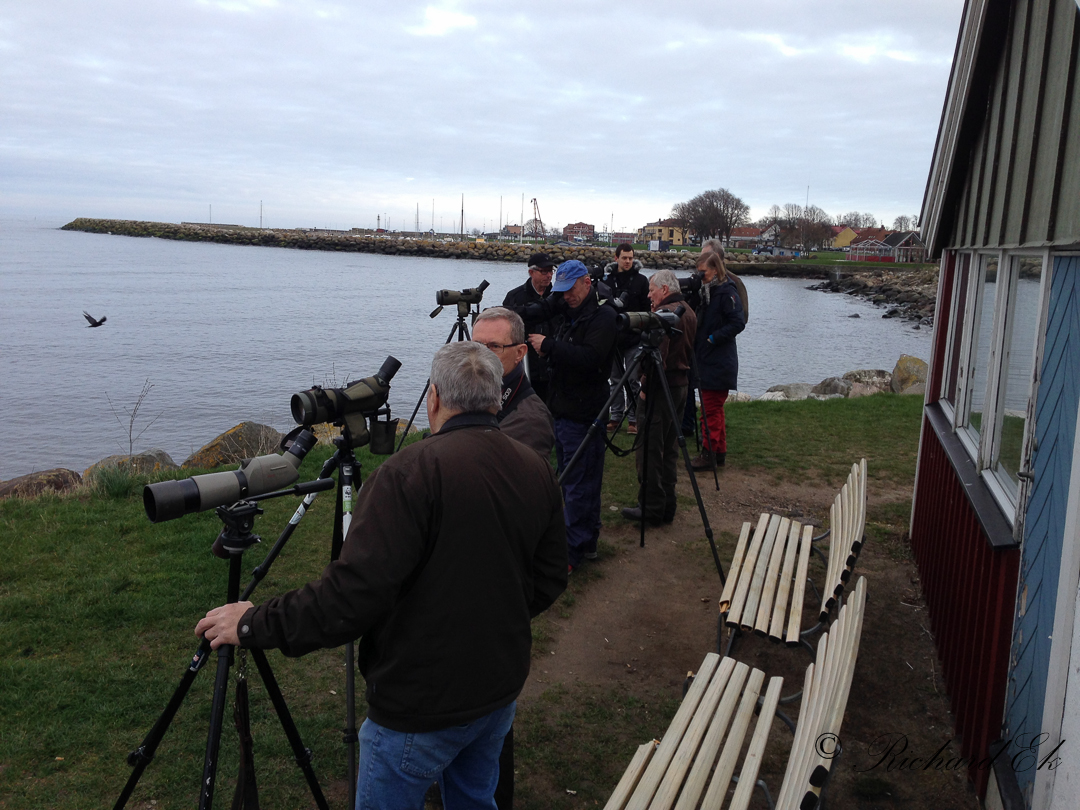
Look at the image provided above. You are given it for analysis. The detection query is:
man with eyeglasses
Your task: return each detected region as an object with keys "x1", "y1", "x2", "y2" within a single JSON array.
[
  {"x1": 473, "y1": 307, "x2": 554, "y2": 459},
  {"x1": 502, "y1": 252, "x2": 557, "y2": 402}
]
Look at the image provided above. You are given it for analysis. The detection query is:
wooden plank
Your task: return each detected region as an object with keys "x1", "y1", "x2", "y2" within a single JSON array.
[
  {"x1": 697, "y1": 668, "x2": 766, "y2": 809},
  {"x1": 604, "y1": 741, "x2": 658, "y2": 810},
  {"x1": 775, "y1": 659, "x2": 820, "y2": 809},
  {"x1": 728, "y1": 675, "x2": 784, "y2": 810},
  {"x1": 671, "y1": 661, "x2": 752, "y2": 810},
  {"x1": 719, "y1": 521, "x2": 752, "y2": 614},
  {"x1": 771, "y1": 520, "x2": 803, "y2": 642},
  {"x1": 741, "y1": 514, "x2": 784, "y2": 631},
  {"x1": 727, "y1": 513, "x2": 771, "y2": 627},
  {"x1": 648, "y1": 657, "x2": 736, "y2": 809},
  {"x1": 787, "y1": 524, "x2": 814, "y2": 644},
  {"x1": 755, "y1": 517, "x2": 792, "y2": 635},
  {"x1": 625, "y1": 653, "x2": 720, "y2": 810}
]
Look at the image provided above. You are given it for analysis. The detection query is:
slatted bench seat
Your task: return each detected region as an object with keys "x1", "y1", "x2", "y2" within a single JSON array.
[
  {"x1": 604, "y1": 576, "x2": 867, "y2": 810},
  {"x1": 717, "y1": 460, "x2": 867, "y2": 652}
]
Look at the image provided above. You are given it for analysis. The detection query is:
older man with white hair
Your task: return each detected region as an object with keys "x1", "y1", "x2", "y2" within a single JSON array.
[{"x1": 196, "y1": 341, "x2": 567, "y2": 810}]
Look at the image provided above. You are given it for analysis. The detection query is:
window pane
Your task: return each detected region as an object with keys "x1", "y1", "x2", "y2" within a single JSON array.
[
  {"x1": 993, "y1": 256, "x2": 1042, "y2": 499},
  {"x1": 965, "y1": 255, "x2": 998, "y2": 440},
  {"x1": 943, "y1": 253, "x2": 971, "y2": 405}
]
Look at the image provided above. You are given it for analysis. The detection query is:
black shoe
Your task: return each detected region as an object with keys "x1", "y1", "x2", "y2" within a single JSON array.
[
  {"x1": 690, "y1": 451, "x2": 714, "y2": 470},
  {"x1": 715, "y1": 452, "x2": 726, "y2": 467},
  {"x1": 621, "y1": 506, "x2": 663, "y2": 526}
]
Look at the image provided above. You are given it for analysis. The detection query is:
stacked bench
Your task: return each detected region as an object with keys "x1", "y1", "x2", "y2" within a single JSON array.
[
  {"x1": 604, "y1": 577, "x2": 867, "y2": 810},
  {"x1": 606, "y1": 460, "x2": 869, "y2": 809},
  {"x1": 718, "y1": 459, "x2": 867, "y2": 653}
]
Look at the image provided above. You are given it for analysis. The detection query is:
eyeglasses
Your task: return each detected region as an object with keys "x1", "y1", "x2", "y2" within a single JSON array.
[
  {"x1": 478, "y1": 342, "x2": 521, "y2": 352},
  {"x1": 530, "y1": 266, "x2": 554, "y2": 274}
]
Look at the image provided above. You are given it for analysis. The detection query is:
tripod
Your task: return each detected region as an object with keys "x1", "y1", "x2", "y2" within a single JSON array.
[
  {"x1": 558, "y1": 326, "x2": 726, "y2": 585},
  {"x1": 397, "y1": 282, "x2": 488, "y2": 450},
  {"x1": 114, "y1": 480, "x2": 335, "y2": 810}
]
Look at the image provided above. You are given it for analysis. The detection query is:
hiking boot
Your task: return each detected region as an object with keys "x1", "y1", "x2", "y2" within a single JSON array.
[
  {"x1": 606, "y1": 419, "x2": 621, "y2": 432},
  {"x1": 715, "y1": 451, "x2": 726, "y2": 467},
  {"x1": 621, "y1": 506, "x2": 663, "y2": 526},
  {"x1": 627, "y1": 423, "x2": 638, "y2": 435},
  {"x1": 690, "y1": 451, "x2": 714, "y2": 470}
]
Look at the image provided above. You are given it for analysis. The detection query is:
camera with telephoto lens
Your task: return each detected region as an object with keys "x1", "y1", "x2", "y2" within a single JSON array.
[
  {"x1": 291, "y1": 356, "x2": 402, "y2": 453},
  {"x1": 143, "y1": 429, "x2": 318, "y2": 523}
]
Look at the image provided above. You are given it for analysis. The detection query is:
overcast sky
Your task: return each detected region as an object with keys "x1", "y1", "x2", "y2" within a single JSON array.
[{"x1": 1, "y1": 0, "x2": 965, "y2": 232}]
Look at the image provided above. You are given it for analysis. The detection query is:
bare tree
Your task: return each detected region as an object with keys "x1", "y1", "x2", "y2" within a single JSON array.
[
  {"x1": 107, "y1": 378, "x2": 163, "y2": 457},
  {"x1": 523, "y1": 218, "x2": 545, "y2": 240},
  {"x1": 672, "y1": 188, "x2": 749, "y2": 242},
  {"x1": 892, "y1": 215, "x2": 913, "y2": 231}
]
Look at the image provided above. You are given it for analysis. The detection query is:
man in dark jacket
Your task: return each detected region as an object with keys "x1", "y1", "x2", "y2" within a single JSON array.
[
  {"x1": 603, "y1": 244, "x2": 651, "y2": 432},
  {"x1": 196, "y1": 341, "x2": 567, "y2": 809},
  {"x1": 621, "y1": 269, "x2": 697, "y2": 525},
  {"x1": 474, "y1": 306, "x2": 554, "y2": 460},
  {"x1": 527, "y1": 260, "x2": 617, "y2": 570},
  {"x1": 502, "y1": 252, "x2": 557, "y2": 402}
]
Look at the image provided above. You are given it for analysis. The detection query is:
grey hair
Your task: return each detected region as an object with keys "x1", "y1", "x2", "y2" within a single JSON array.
[
  {"x1": 430, "y1": 341, "x2": 503, "y2": 413},
  {"x1": 649, "y1": 269, "x2": 680, "y2": 292},
  {"x1": 475, "y1": 306, "x2": 525, "y2": 345},
  {"x1": 702, "y1": 239, "x2": 726, "y2": 259}
]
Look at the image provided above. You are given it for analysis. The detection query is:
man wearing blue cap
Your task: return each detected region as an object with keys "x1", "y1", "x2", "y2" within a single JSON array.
[{"x1": 527, "y1": 260, "x2": 617, "y2": 571}]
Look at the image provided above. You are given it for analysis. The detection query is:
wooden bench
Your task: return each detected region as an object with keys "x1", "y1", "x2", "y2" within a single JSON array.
[
  {"x1": 717, "y1": 459, "x2": 867, "y2": 651},
  {"x1": 604, "y1": 576, "x2": 867, "y2": 810}
]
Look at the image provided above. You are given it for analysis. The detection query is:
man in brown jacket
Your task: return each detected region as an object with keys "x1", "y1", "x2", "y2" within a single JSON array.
[
  {"x1": 621, "y1": 269, "x2": 698, "y2": 525},
  {"x1": 196, "y1": 342, "x2": 567, "y2": 809}
]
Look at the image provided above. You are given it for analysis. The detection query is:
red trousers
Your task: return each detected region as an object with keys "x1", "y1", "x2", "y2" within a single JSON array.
[{"x1": 699, "y1": 389, "x2": 729, "y2": 453}]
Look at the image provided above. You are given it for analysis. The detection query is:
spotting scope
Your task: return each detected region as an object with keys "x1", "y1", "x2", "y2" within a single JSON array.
[
  {"x1": 143, "y1": 429, "x2": 317, "y2": 523},
  {"x1": 291, "y1": 356, "x2": 401, "y2": 427},
  {"x1": 617, "y1": 305, "x2": 686, "y2": 334},
  {"x1": 435, "y1": 280, "x2": 489, "y2": 307}
]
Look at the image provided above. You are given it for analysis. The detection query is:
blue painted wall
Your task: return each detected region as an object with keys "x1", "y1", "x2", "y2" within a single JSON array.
[{"x1": 1004, "y1": 256, "x2": 1080, "y2": 802}]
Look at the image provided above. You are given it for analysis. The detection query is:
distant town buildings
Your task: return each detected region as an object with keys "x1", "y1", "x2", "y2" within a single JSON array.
[
  {"x1": 562, "y1": 222, "x2": 596, "y2": 241},
  {"x1": 638, "y1": 218, "x2": 689, "y2": 246}
]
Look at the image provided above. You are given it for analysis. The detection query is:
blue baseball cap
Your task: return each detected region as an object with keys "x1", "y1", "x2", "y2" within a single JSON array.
[{"x1": 551, "y1": 260, "x2": 589, "y2": 292}]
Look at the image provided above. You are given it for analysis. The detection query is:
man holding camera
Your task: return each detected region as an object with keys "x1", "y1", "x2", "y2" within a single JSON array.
[
  {"x1": 621, "y1": 270, "x2": 697, "y2": 525},
  {"x1": 473, "y1": 307, "x2": 555, "y2": 459},
  {"x1": 527, "y1": 260, "x2": 617, "y2": 571},
  {"x1": 196, "y1": 342, "x2": 567, "y2": 810},
  {"x1": 603, "y1": 244, "x2": 651, "y2": 433},
  {"x1": 502, "y1": 252, "x2": 557, "y2": 402}
]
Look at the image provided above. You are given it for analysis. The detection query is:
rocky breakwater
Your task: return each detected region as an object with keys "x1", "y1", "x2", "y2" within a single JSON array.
[
  {"x1": 61, "y1": 218, "x2": 824, "y2": 277},
  {"x1": 734, "y1": 354, "x2": 929, "y2": 402},
  {"x1": 811, "y1": 265, "x2": 939, "y2": 324}
]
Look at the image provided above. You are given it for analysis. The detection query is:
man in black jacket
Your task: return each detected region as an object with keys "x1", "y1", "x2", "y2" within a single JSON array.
[
  {"x1": 502, "y1": 252, "x2": 557, "y2": 402},
  {"x1": 196, "y1": 341, "x2": 567, "y2": 809},
  {"x1": 527, "y1": 260, "x2": 617, "y2": 570},
  {"x1": 603, "y1": 244, "x2": 651, "y2": 432}
]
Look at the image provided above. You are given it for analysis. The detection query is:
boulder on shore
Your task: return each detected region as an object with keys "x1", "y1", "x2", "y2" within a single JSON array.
[
  {"x1": 842, "y1": 369, "x2": 893, "y2": 395},
  {"x1": 83, "y1": 449, "x2": 178, "y2": 482},
  {"x1": 0, "y1": 468, "x2": 82, "y2": 500},
  {"x1": 811, "y1": 377, "x2": 853, "y2": 398},
  {"x1": 766, "y1": 383, "x2": 814, "y2": 401},
  {"x1": 182, "y1": 422, "x2": 285, "y2": 469},
  {"x1": 891, "y1": 354, "x2": 929, "y2": 394}
]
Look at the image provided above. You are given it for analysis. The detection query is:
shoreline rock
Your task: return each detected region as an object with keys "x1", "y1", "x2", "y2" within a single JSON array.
[{"x1": 810, "y1": 265, "x2": 939, "y2": 324}]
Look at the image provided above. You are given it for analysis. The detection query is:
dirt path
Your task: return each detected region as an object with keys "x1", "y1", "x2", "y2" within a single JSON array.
[{"x1": 518, "y1": 468, "x2": 981, "y2": 809}]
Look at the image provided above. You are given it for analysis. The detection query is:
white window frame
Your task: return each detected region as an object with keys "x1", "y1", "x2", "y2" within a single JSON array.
[{"x1": 945, "y1": 248, "x2": 1052, "y2": 526}]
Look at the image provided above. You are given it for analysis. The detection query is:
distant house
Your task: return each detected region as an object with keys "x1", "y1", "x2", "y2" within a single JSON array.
[
  {"x1": 611, "y1": 231, "x2": 636, "y2": 246},
  {"x1": 759, "y1": 223, "x2": 780, "y2": 245},
  {"x1": 830, "y1": 225, "x2": 860, "y2": 248},
  {"x1": 845, "y1": 238, "x2": 893, "y2": 261},
  {"x1": 502, "y1": 225, "x2": 522, "y2": 238},
  {"x1": 562, "y1": 222, "x2": 596, "y2": 242},
  {"x1": 883, "y1": 230, "x2": 927, "y2": 263},
  {"x1": 639, "y1": 218, "x2": 689, "y2": 246},
  {"x1": 726, "y1": 226, "x2": 761, "y2": 248},
  {"x1": 910, "y1": 0, "x2": 1080, "y2": 808}
]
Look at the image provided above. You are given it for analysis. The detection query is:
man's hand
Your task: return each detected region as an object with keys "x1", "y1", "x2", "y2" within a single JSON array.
[
  {"x1": 195, "y1": 601, "x2": 253, "y2": 649},
  {"x1": 527, "y1": 334, "x2": 547, "y2": 355}
]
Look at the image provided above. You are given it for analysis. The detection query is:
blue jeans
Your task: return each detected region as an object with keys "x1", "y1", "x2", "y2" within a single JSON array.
[
  {"x1": 355, "y1": 702, "x2": 516, "y2": 810},
  {"x1": 554, "y1": 418, "x2": 606, "y2": 567}
]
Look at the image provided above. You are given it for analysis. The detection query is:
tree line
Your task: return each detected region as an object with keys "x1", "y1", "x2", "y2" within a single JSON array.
[{"x1": 668, "y1": 188, "x2": 919, "y2": 249}]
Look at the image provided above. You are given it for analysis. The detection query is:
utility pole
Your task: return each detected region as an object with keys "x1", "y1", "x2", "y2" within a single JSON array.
[
  {"x1": 260, "y1": 201, "x2": 263, "y2": 229},
  {"x1": 520, "y1": 194, "x2": 524, "y2": 244},
  {"x1": 431, "y1": 199, "x2": 435, "y2": 233},
  {"x1": 499, "y1": 196, "x2": 503, "y2": 236},
  {"x1": 460, "y1": 194, "x2": 464, "y2": 240},
  {"x1": 209, "y1": 204, "x2": 212, "y2": 224}
]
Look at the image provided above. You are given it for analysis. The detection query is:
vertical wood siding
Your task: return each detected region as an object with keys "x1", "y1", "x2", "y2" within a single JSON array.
[
  {"x1": 1004, "y1": 256, "x2": 1080, "y2": 801},
  {"x1": 951, "y1": 0, "x2": 1080, "y2": 249},
  {"x1": 910, "y1": 425, "x2": 1021, "y2": 799}
]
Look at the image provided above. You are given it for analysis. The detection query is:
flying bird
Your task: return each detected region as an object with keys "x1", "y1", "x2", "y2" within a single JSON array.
[{"x1": 83, "y1": 311, "x2": 107, "y2": 327}]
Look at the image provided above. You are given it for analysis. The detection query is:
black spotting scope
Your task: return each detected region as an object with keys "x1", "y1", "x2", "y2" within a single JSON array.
[
  {"x1": 143, "y1": 429, "x2": 318, "y2": 523},
  {"x1": 617, "y1": 305, "x2": 686, "y2": 334}
]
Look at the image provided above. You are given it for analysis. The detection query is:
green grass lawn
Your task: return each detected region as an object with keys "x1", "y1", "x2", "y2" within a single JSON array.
[{"x1": 0, "y1": 394, "x2": 924, "y2": 808}]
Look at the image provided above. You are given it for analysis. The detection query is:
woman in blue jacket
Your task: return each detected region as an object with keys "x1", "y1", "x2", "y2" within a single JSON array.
[{"x1": 692, "y1": 251, "x2": 745, "y2": 468}]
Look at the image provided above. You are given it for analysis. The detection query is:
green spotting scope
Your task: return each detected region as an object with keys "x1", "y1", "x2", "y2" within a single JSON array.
[{"x1": 143, "y1": 429, "x2": 317, "y2": 523}]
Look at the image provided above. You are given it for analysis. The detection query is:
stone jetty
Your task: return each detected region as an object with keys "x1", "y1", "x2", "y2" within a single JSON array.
[
  {"x1": 60, "y1": 218, "x2": 827, "y2": 277},
  {"x1": 812, "y1": 265, "x2": 939, "y2": 323}
]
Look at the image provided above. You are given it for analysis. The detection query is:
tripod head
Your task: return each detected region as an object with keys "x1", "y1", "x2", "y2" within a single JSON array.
[{"x1": 212, "y1": 500, "x2": 263, "y2": 558}]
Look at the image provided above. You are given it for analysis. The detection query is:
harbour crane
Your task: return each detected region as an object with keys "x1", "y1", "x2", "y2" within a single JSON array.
[{"x1": 530, "y1": 198, "x2": 545, "y2": 241}]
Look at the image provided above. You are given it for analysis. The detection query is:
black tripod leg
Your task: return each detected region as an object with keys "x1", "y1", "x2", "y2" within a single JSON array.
[
  {"x1": 113, "y1": 640, "x2": 213, "y2": 810},
  {"x1": 559, "y1": 349, "x2": 648, "y2": 485},
  {"x1": 654, "y1": 358, "x2": 726, "y2": 586},
  {"x1": 248, "y1": 649, "x2": 330, "y2": 810},
  {"x1": 199, "y1": 553, "x2": 244, "y2": 810},
  {"x1": 637, "y1": 390, "x2": 656, "y2": 548}
]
